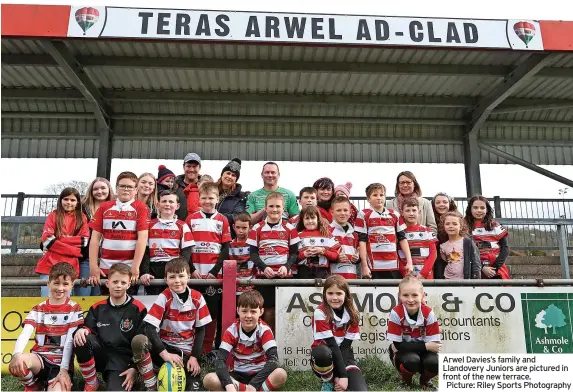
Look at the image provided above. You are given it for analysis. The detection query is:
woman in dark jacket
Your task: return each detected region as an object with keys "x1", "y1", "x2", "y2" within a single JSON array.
[{"x1": 216, "y1": 158, "x2": 249, "y2": 237}]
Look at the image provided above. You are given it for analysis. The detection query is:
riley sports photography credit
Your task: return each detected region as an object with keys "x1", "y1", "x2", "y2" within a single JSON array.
[{"x1": 0, "y1": 0, "x2": 572, "y2": 391}]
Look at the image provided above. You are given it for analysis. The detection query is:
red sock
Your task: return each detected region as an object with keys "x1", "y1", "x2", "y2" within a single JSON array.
[
  {"x1": 236, "y1": 381, "x2": 247, "y2": 391},
  {"x1": 420, "y1": 370, "x2": 438, "y2": 385},
  {"x1": 260, "y1": 377, "x2": 277, "y2": 391},
  {"x1": 399, "y1": 364, "x2": 414, "y2": 385},
  {"x1": 79, "y1": 358, "x2": 98, "y2": 386},
  {"x1": 203, "y1": 319, "x2": 217, "y2": 352},
  {"x1": 17, "y1": 368, "x2": 36, "y2": 387},
  {"x1": 135, "y1": 352, "x2": 156, "y2": 391}
]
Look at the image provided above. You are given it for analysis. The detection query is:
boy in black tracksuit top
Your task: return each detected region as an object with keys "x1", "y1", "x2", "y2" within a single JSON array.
[{"x1": 73, "y1": 263, "x2": 148, "y2": 391}]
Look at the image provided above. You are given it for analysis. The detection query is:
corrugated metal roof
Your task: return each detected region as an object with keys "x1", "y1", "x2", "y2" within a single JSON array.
[
  {"x1": 511, "y1": 75, "x2": 573, "y2": 99},
  {"x1": 1, "y1": 137, "x2": 99, "y2": 158},
  {"x1": 82, "y1": 67, "x2": 500, "y2": 96},
  {"x1": 1, "y1": 65, "x2": 74, "y2": 88},
  {"x1": 481, "y1": 144, "x2": 573, "y2": 165},
  {"x1": 1, "y1": 98, "x2": 92, "y2": 113},
  {"x1": 489, "y1": 108, "x2": 573, "y2": 122},
  {"x1": 109, "y1": 100, "x2": 466, "y2": 118},
  {"x1": 65, "y1": 40, "x2": 526, "y2": 66}
]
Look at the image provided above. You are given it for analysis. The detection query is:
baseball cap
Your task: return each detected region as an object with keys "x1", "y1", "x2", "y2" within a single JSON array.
[{"x1": 184, "y1": 152, "x2": 201, "y2": 164}]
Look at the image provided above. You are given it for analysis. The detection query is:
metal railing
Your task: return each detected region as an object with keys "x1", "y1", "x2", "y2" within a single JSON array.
[{"x1": 1, "y1": 193, "x2": 572, "y2": 255}]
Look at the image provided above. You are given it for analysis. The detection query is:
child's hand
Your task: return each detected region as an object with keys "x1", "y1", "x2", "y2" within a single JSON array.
[
  {"x1": 74, "y1": 328, "x2": 90, "y2": 347},
  {"x1": 89, "y1": 265, "x2": 106, "y2": 286},
  {"x1": 130, "y1": 266, "x2": 139, "y2": 285},
  {"x1": 263, "y1": 267, "x2": 276, "y2": 279},
  {"x1": 334, "y1": 377, "x2": 348, "y2": 391},
  {"x1": 206, "y1": 273, "x2": 217, "y2": 280},
  {"x1": 338, "y1": 252, "x2": 350, "y2": 263},
  {"x1": 482, "y1": 266, "x2": 496, "y2": 278},
  {"x1": 9, "y1": 353, "x2": 27, "y2": 377},
  {"x1": 277, "y1": 266, "x2": 288, "y2": 278},
  {"x1": 140, "y1": 274, "x2": 154, "y2": 286},
  {"x1": 404, "y1": 262, "x2": 414, "y2": 275},
  {"x1": 304, "y1": 249, "x2": 316, "y2": 258},
  {"x1": 425, "y1": 342, "x2": 442, "y2": 353},
  {"x1": 120, "y1": 368, "x2": 137, "y2": 391},
  {"x1": 51, "y1": 369, "x2": 71, "y2": 391},
  {"x1": 191, "y1": 270, "x2": 202, "y2": 280},
  {"x1": 351, "y1": 253, "x2": 360, "y2": 263},
  {"x1": 362, "y1": 265, "x2": 372, "y2": 279},
  {"x1": 160, "y1": 350, "x2": 184, "y2": 367},
  {"x1": 186, "y1": 356, "x2": 200, "y2": 376}
]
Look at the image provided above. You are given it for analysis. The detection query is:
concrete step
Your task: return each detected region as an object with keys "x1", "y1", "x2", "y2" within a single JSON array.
[{"x1": 1, "y1": 286, "x2": 40, "y2": 297}]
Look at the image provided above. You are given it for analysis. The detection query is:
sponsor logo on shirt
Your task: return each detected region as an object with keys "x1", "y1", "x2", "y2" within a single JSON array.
[{"x1": 96, "y1": 322, "x2": 110, "y2": 327}]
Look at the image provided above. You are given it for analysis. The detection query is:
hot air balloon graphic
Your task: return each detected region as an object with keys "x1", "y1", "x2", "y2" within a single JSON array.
[
  {"x1": 75, "y1": 7, "x2": 100, "y2": 35},
  {"x1": 513, "y1": 21, "x2": 536, "y2": 47}
]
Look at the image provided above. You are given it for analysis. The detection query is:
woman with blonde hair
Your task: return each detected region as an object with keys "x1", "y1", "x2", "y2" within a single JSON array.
[{"x1": 136, "y1": 172, "x2": 158, "y2": 218}]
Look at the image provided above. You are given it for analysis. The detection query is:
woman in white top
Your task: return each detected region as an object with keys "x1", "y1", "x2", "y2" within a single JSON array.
[{"x1": 386, "y1": 171, "x2": 437, "y2": 233}]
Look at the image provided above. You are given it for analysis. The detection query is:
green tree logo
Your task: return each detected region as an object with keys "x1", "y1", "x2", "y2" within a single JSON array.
[{"x1": 536, "y1": 304, "x2": 568, "y2": 334}]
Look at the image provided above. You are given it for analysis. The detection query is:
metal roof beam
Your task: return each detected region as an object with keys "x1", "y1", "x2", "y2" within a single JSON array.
[
  {"x1": 466, "y1": 53, "x2": 558, "y2": 135},
  {"x1": 3, "y1": 53, "x2": 571, "y2": 77},
  {"x1": 4, "y1": 111, "x2": 573, "y2": 128},
  {"x1": 479, "y1": 142, "x2": 573, "y2": 188},
  {"x1": 38, "y1": 41, "x2": 110, "y2": 130},
  {"x1": 0, "y1": 88, "x2": 474, "y2": 107}
]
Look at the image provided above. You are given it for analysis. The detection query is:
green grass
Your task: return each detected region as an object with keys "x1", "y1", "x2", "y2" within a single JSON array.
[{"x1": 1, "y1": 356, "x2": 435, "y2": 391}]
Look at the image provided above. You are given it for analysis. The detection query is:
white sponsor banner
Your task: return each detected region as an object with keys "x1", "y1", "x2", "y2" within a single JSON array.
[
  {"x1": 275, "y1": 287, "x2": 573, "y2": 370},
  {"x1": 68, "y1": 6, "x2": 544, "y2": 50}
]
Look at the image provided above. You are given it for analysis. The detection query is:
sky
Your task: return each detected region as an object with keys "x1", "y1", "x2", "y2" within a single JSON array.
[
  {"x1": 0, "y1": 159, "x2": 571, "y2": 201},
  {"x1": 1, "y1": 0, "x2": 572, "y2": 199}
]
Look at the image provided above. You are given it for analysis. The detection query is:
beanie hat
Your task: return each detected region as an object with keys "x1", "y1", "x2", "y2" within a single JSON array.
[
  {"x1": 157, "y1": 165, "x2": 175, "y2": 183},
  {"x1": 334, "y1": 182, "x2": 353, "y2": 198},
  {"x1": 221, "y1": 158, "x2": 242, "y2": 180}
]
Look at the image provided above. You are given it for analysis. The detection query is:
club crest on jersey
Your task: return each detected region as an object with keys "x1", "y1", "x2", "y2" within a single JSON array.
[
  {"x1": 278, "y1": 232, "x2": 286, "y2": 239},
  {"x1": 408, "y1": 233, "x2": 415, "y2": 239},
  {"x1": 126, "y1": 211, "x2": 134, "y2": 218},
  {"x1": 120, "y1": 318, "x2": 134, "y2": 332},
  {"x1": 205, "y1": 286, "x2": 216, "y2": 296},
  {"x1": 216, "y1": 222, "x2": 222, "y2": 231},
  {"x1": 170, "y1": 230, "x2": 178, "y2": 238},
  {"x1": 50, "y1": 315, "x2": 58, "y2": 323},
  {"x1": 310, "y1": 239, "x2": 316, "y2": 245}
]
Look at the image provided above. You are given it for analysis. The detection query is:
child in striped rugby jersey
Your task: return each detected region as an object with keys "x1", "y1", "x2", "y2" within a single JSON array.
[
  {"x1": 230, "y1": 212, "x2": 255, "y2": 296},
  {"x1": 311, "y1": 275, "x2": 367, "y2": 392},
  {"x1": 387, "y1": 276, "x2": 441, "y2": 391},
  {"x1": 203, "y1": 291, "x2": 287, "y2": 392},
  {"x1": 9, "y1": 263, "x2": 83, "y2": 392}
]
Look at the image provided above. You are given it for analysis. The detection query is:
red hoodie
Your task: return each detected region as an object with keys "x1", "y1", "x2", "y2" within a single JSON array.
[{"x1": 35, "y1": 211, "x2": 90, "y2": 275}]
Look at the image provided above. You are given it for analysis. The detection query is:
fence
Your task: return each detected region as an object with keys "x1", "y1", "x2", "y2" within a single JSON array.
[{"x1": 1, "y1": 193, "x2": 572, "y2": 255}]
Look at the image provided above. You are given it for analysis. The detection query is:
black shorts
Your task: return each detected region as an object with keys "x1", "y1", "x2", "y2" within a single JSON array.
[
  {"x1": 229, "y1": 371, "x2": 255, "y2": 386},
  {"x1": 33, "y1": 354, "x2": 73, "y2": 388}
]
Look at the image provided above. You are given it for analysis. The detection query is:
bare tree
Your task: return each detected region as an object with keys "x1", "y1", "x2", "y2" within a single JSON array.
[{"x1": 36, "y1": 181, "x2": 90, "y2": 216}]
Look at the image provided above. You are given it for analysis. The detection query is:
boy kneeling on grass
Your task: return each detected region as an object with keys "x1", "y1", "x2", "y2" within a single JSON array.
[
  {"x1": 9, "y1": 262, "x2": 83, "y2": 392},
  {"x1": 73, "y1": 263, "x2": 147, "y2": 391},
  {"x1": 131, "y1": 257, "x2": 212, "y2": 391},
  {"x1": 203, "y1": 290, "x2": 287, "y2": 392}
]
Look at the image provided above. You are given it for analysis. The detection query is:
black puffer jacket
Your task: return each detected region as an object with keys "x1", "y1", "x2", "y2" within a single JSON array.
[{"x1": 216, "y1": 184, "x2": 249, "y2": 236}]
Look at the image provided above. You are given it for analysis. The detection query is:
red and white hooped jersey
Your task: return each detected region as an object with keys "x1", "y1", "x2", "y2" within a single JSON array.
[
  {"x1": 399, "y1": 224, "x2": 438, "y2": 276},
  {"x1": 329, "y1": 221, "x2": 359, "y2": 279},
  {"x1": 247, "y1": 219, "x2": 300, "y2": 277},
  {"x1": 187, "y1": 211, "x2": 232, "y2": 277},
  {"x1": 386, "y1": 303, "x2": 440, "y2": 343},
  {"x1": 23, "y1": 298, "x2": 84, "y2": 366},
  {"x1": 148, "y1": 218, "x2": 195, "y2": 263},
  {"x1": 229, "y1": 239, "x2": 255, "y2": 295},
  {"x1": 219, "y1": 319, "x2": 276, "y2": 374},
  {"x1": 288, "y1": 215, "x2": 300, "y2": 226},
  {"x1": 354, "y1": 207, "x2": 406, "y2": 271},
  {"x1": 144, "y1": 288, "x2": 212, "y2": 355},
  {"x1": 471, "y1": 221, "x2": 508, "y2": 265},
  {"x1": 297, "y1": 229, "x2": 339, "y2": 268},
  {"x1": 90, "y1": 200, "x2": 150, "y2": 273},
  {"x1": 312, "y1": 304, "x2": 360, "y2": 348}
]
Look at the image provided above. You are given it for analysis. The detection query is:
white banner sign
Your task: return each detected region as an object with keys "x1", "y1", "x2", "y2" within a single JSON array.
[
  {"x1": 68, "y1": 6, "x2": 543, "y2": 50},
  {"x1": 275, "y1": 287, "x2": 573, "y2": 370}
]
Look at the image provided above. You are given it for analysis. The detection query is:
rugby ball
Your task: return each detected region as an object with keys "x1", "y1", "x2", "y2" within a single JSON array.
[{"x1": 157, "y1": 362, "x2": 186, "y2": 392}]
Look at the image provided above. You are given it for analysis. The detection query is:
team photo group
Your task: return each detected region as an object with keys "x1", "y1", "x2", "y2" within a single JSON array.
[{"x1": 9, "y1": 152, "x2": 510, "y2": 392}]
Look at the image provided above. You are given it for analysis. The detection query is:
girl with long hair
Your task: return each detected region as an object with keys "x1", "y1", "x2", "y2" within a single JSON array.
[
  {"x1": 431, "y1": 192, "x2": 458, "y2": 279},
  {"x1": 465, "y1": 196, "x2": 511, "y2": 280},
  {"x1": 136, "y1": 172, "x2": 158, "y2": 218},
  {"x1": 310, "y1": 275, "x2": 367, "y2": 391},
  {"x1": 296, "y1": 206, "x2": 340, "y2": 279},
  {"x1": 36, "y1": 187, "x2": 89, "y2": 296}
]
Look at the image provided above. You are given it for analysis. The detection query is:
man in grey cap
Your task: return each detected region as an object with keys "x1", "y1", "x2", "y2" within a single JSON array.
[{"x1": 173, "y1": 152, "x2": 202, "y2": 220}]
